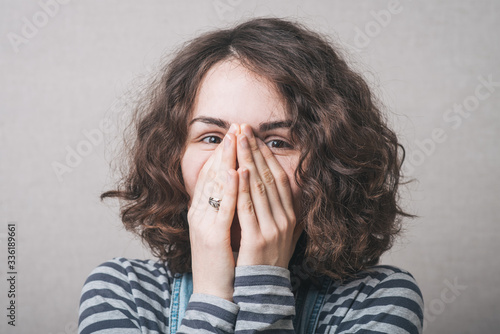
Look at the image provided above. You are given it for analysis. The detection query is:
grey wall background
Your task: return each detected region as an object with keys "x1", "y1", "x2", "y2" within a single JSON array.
[{"x1": 1, "y1": 0, "x2": 499, "y2": 333}]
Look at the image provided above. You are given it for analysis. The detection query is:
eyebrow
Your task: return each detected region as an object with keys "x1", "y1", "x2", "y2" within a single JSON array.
[{"x1": 189, "y1": 116, "x2": 292, "y2": 132}]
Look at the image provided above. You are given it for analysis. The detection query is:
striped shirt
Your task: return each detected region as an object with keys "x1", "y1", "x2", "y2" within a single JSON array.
[{"x1": 78, "y1": 257, "x2": 423, "y2": 333}]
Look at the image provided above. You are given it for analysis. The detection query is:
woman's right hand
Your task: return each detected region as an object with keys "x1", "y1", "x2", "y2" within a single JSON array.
[{"x1": 187, "y1": 124, "x2": 240, "y2": 301}]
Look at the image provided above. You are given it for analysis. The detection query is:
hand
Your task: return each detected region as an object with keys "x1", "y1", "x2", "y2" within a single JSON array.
[
  {"x1": 187, "y1": 124, "x2": 240, "y2": 301},
  {"x1": 235, "y1": 124, "x2": 298, "y2": 268}
]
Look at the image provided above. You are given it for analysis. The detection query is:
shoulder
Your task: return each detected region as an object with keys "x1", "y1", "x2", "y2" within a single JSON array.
[
  {"x1": 86, "y1": 257, "x2": 173, "y2": 281},
  {"x1": 343, "y1": 264, "x2": 423, "y2": 299},
  {"x1": 80, "y1": 257, "x2": 173, "y2": 296},
  {"x1": 318, "y1": 265, "x2": 424, "y2": 334},
  {"x1": 79, "y1": 257, "x2": 173, "y2": 333}
]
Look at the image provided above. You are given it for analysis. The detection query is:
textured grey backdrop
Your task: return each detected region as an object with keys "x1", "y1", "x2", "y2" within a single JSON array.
[{"x1": 1, "y1": 1, "x2": 499, "y2": 333}]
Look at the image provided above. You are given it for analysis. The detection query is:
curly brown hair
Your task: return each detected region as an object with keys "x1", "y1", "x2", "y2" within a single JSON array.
[{"x1": 102, "y1": 17, "x2": 411, "y2": 280}]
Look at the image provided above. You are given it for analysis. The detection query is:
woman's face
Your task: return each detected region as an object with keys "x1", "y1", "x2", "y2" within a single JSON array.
[{"x1": 181, "y1": 59, "x2": 302, "y2": 249}]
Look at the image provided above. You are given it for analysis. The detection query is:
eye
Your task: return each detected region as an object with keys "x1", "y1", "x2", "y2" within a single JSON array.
[
  {"x1": 266, "y1": 139, "x2": 292, "y2": 149},
  {"x1": 201, "y1": 135, "x2": 222, "y2": 144}
]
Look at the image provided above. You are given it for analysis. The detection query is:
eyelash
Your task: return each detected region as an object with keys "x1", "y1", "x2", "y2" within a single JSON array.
[
  {"x1": 201, "y1": 135, "x2": 292, "y2": 149},
  {"x1": 202, "y1": 136, "x2": 222, "y2": 145}
]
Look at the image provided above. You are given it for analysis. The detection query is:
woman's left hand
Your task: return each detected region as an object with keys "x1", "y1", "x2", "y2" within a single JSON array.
[{"x1": 235, "y1": 124, "x2": 298, "y2": 268}]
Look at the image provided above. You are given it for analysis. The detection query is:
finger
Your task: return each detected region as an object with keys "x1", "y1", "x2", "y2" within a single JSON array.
[
  {"x1": 236, "y1": 168, "x2": 260, "y2": 235},
  {"x1": 241, "y1": 124, "x2": 287, "y2": 220},
  {"x1": 255, "y1": 137, "x2": 295, "y2": 222},
  {"x1": 204, "y1": 124, "x2": 239, "y2": 206},
  {"x1": 215, "y1": 169, "x2": 238, "y2": 229},
  {"x1": 203, "y1": 134, "x2": 232, "y2": 213},
  {"x1": 204, "y1": 131, "x2": 237, "y2": 215},
  {"x1": 190, "y1": 135, "x2": 227, "y2": 216},
  {"x1": 197, "y1": 124, "x2": 239, "y2": 203},
  {"x1": 219, "y1": 132, "x2": 237, "y2": 179},
  {"x1": 211, "y1": 123, "x2": 239, "y2": 173},
  {"x1": 236, "y1": 132, "x2": 274, "y2": 229}
]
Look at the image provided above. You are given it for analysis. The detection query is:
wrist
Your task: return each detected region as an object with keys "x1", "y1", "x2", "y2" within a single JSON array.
[
  {"x1": 192, "y1": 263, "x2": 235, "y2": 302},
  {"x1": 192, "y1": 283, "x2": 234, "y2": 302}
]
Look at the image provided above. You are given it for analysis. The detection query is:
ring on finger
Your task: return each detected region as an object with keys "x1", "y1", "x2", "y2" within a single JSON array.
[{"x1": 208, "y1": 197, "x2": 222, "y2": 211}]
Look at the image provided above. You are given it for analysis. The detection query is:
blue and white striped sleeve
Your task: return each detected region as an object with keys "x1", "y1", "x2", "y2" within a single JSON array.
[
  {"x1": 351, "y1": 270, "x2": 424, "y2": 333},
  {"x1": 233, "y1": 265, "x2": 296, "y2": 333},
  {"x1": 78, "y1": 258, "x2": 171, "y2": 334},
  {"x1": 177, "y1": 293, "x2": 239, "y2": 334},
  {"x1": 319, "y1": 266, "x2": 424, "y2": 334},
  {"x1": 177, "y1": 294, "x2": 239, "y2": 333}
]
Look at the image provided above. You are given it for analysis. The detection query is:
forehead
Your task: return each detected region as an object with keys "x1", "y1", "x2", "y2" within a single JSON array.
[{"x1": 190, "y1": 60, "x2": 288, "y2": 126}]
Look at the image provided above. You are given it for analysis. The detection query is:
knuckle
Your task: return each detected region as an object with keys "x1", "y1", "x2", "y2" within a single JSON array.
[
  {"x1": 250, "y1": 141, "x2": 260, "y2": 152},
  {"x1": 253, "y1": 237, "x2": 266, "y2": 250},
  {"x1": 253, "y1": 179, "x2": 266, "y2": 195},
  {"x1": 206, "y1": 169, "x2": 217, "y2": 180},
  {"x1": 241, "y1": 200, "x2": 254, "y2": 214},
  {"x1": 280, "y1": 216, "x2": 295, "y2": 232},
  {"x1": 276, "y1": 171, "x2": 290, "y2": 187},
  {"x1": 243, "y1": 154, "x2": 254, "y2": 164},
  {"x1": 261, "y1": 168, "x2": 275, "y2": 185},
  {"x1": 264, "y1": 226, "x2": 280, "y2": 241}
]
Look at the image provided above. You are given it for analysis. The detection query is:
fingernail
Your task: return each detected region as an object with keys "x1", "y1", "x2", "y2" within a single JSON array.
[
  {"x1": 224, "y1": 134, "x2": 231, "y2": 149},
  {"x1": 243, "y1": 125, "x2": 254, "y2": 138},
  {"x1": 240, "y1": 135, "x2": 249, "y2": 149},
  {"x1": 228, "y1": 124, "x2": 238, "y2": 134}
]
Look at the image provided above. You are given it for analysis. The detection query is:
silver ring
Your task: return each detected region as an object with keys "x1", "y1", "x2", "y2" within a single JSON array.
[{"x1": 208, "y1": 197, "x2": 222, "y2": 211}]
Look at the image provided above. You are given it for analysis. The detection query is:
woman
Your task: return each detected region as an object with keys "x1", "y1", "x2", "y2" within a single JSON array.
[{"x1": 79, "y1": 17, "x2": 424, "y2": 333}]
